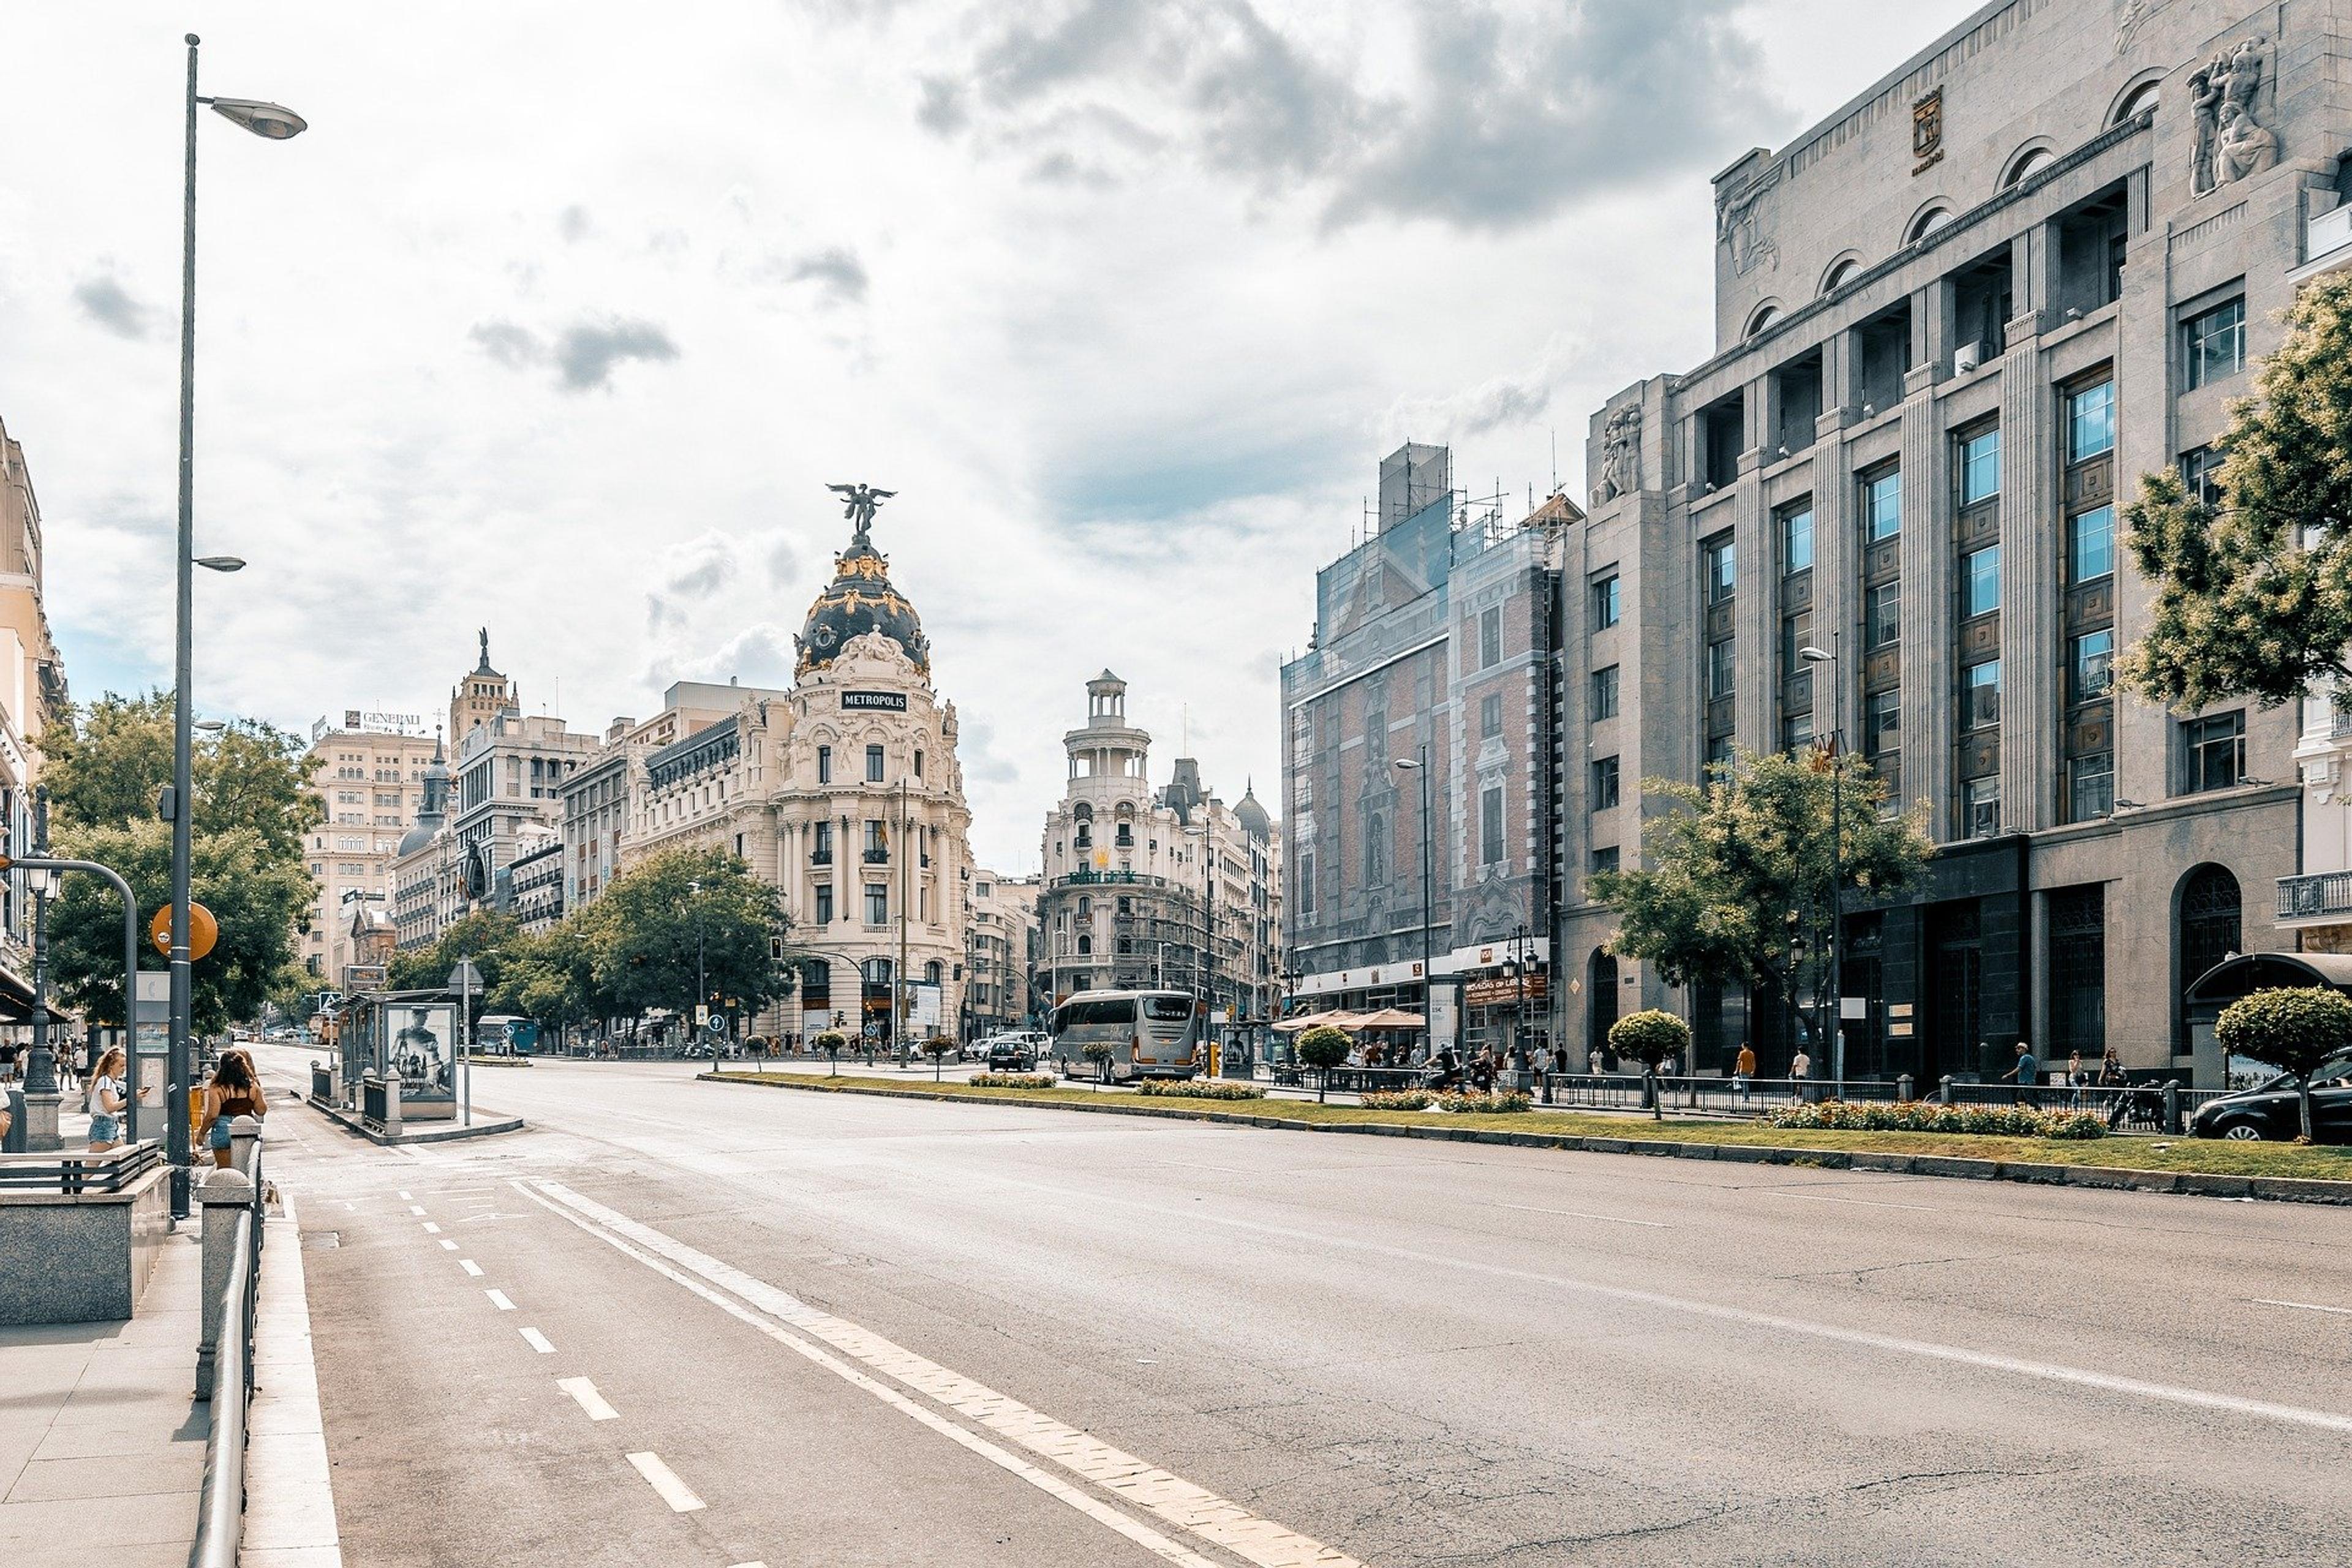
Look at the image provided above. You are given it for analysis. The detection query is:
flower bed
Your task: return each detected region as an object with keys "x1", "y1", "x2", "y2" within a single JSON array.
[
  {"x1": 1134, "y1": 1079, "x2": 1265, "y2": 1100},
  {"x1": 1766, "y1": 1100, "x2": 2107, "y2": 1140},
  {"x1": 1361, "y1": 1090, "x2": 1436, "y2": 1110},
  {"x1": 1439, "y1": 1090, "x2": 1533, "y2": 1114},
  {"x1": 970, "y1": 1072, "x2": 1058, "y2": 1089}
]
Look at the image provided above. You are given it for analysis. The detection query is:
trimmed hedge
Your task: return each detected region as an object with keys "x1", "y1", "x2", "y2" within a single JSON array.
[
  {"x1": 1359, "y1": 1089, "x2": 1533, "y2": 1114},
  {"x1": 1362, "y1": 1090, "x2": 1437, "y2": 1110},
  {"x1": 1134, "y1": 1079, "x2": 1266, "y2": 1101},
  {"x1": 1766, "y1": 1099, "x2": 2108, "y2": 1140},
  {"x1": 970, "y1": 1072, "x2": 1058, "y2": 1089}
]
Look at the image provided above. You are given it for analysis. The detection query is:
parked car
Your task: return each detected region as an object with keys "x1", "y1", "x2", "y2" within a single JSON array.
[
  {"x1": 984, "y1": 1037, "x2": 1036, "y2": 1071},
  {"x1": 2190, "y1": 1052, "x2": 2352, "y2": 1142}
]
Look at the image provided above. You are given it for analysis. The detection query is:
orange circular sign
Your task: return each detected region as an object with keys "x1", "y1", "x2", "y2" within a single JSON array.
[{"x1": 149, "y1": 902, "x2": 220, "y2": 961}]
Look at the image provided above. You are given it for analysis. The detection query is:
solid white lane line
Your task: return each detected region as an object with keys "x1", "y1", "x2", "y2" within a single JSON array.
[
  {"x1": 625, "y1": 1452, "x2": 704, "y2": 1513},
  {"x1": 486, "y1": 1289, "x2": 516, "y2": 1311},
  {"x1": 522, "y1": 1181, "x2": 1348, "y2": 1568},
  {"x1": 1495, "y1": 1201, "x2": 1668, "y2": 1229},
  {"x1": 422, "y1": 1222, "x2": 441, "y2": 1234},
  {"x1": 1140, "y1": 1205, "x2": 2352, "y2": 1438},
  {"x1": 2255, "y1": 1298, "x2": 2352, "y2": 1317},
  {"x1": 559, "y1": 1377, "x2": 619, "y2": 1421},
  {"x1": 459, "y1": 1259, "x2": 484, "y2": 1277},
  {"x1": 520, "y1": 1327, "x2": 556, "y2": 1354},
  {"x1": 439, "y1": 1239, "x2": 458, "y2": 1251}
]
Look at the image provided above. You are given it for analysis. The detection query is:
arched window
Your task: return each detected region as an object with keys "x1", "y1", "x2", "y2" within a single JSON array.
[
  {"x1": 1905, "y1": 205, "x2": 1954, "y2": 245},
  {"x1": 862, "y1": 957, "x2": 892, "y2": 987},
  {"x1": 2000, "y1": 145, "x2": 2054, "y2": 190},
  {"x1": 1744, "y1": 302, "x2": 1782, "y2": 341},
  {"x1": 2110, "y1": 78, "x2": 2160, "y2": 126},
  {"x1": 1586, "y1": 949, "x2": 1621, "y2": 1059},
  {"x1": 1819, "y1": 255, "x2": 1861, "y2": 296},
  {"x1": 2177, "y1": 865, "x2": 2242, "y2": 1047}
]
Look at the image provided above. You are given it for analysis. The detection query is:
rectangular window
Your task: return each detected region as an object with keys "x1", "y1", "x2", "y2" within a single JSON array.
[
  {"x1": 1961, "y1": 659, "x2": 2001, "y2": 730},
  {"x1": 816, "y1": 745, "x2": 832, "y2": 785},
  {"x1": 1704, "y1": 734, "x2": 1735, "y2": 772},
  {"x1": 1863, "y1": 690, "x2": 1901, "y2": 761},
  {"x1": 1589, "y1": 666, "x2": 1620, "y2": 722},
  {"x1": 864, "y1": 820, "x2": 888, "y2": 861},
  {"x1": 1863, "y1": 468, "x2": 1902, "y2": 541},
  {"x1": 1781, "y1": 712, "x2": 1815, "y2": 753},
  {"x1": 2181, "y1": 712, "x2": 2246, "y2": 794},
  {"x1": 1589, "y1": 846, "x2": 1620, "y2": 879},
  {"x1": 815, "y1": 884, "x2": 835, "y2": 924},
  {"x1": 2070, "y1": 629, "x2": 2115, "y2": 703},
  {"x1": 1779, "y1": 502, "x2": 1814, "y2": 575},
  {"x1": 1702, "y1": 535, "x2": 1736, "y2": 604},
  {"x1": 2068, "y1": 379, "x2": 2116, "y2": 462},
  {"x1": 2068, "y1": 505, "x2": 2114, "y2": 584},
  {"x1": 1591, "y1": 572, "x2": 1621, "y2": 630},
  {"x1": 1706, "y1": 639, "x2": 1736, "y2": 701},
  {"x1": 1480, "y1": 785, "x2": 1506, "y2": 865},
  {"x1": 1479, "y1": 606, "x2": 1503, "y2": 668},
  {"x1": 2181, "y1": 297, "x2": 2246, "y2": 390},
  {"x1": 865, "y1": 744, "x2": 886, "y2": 783},
  {"x1": 1865, "y1": 581, "x2": 1901, "y2": 650},
  {"x1": 1481, "y1": 692, "x2": 1503, "y2": 739},
  {"x1": 2180, "y1": 445, "x2": 2225, "y2": 509},
  {"x1": 1962, "y1": 545, "x2": 2001, "y2": 617},
  {"x1": 865, "y1": 884, "x2": 889, "y2": 925},
  {"x1": 1963, "y1": 777, "x2": 2001, "y2": 839},
  {"x1": 2068, "y1": 753, "x2": 2114, "y2": 821},
  {"x1": 813, "y1": 821, "x2": 834, "y2": 861},
  {"x1": 914, "y1": 748, "x2": 924, "y2": 778},
  {"x1": 1590, "y1": 756, "x2": 1621, "y2": 812},
  {"x1": 1959, "y1": 427, "x2": 2001, "y2": 507},
  {"x1": 1780, "y1": 611, "x2": 1814, "y2": 679}
]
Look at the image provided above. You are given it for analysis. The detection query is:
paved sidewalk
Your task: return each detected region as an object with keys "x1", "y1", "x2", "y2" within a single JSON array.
[
  {"x1": 0, "y1": 1227, "x2": 208, "y2": 1568},
  {"x1": 241, "y1": 1189, "x2": 343, "y2": 1567}
]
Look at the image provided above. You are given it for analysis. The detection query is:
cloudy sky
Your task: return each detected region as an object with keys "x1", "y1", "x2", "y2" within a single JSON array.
[{"x1": 0, "y1": 0, "x2": 1981, "y2": 872}]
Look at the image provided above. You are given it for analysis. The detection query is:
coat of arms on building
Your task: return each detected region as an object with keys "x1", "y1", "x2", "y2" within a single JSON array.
[{"x1": 1912, "y1": 88, "x2": 1945, "y2": 175}]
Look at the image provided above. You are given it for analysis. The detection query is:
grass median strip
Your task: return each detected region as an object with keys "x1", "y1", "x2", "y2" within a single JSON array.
[{"x1": 705, "y1": 1071, "x2": 2352, "y2": 1189}]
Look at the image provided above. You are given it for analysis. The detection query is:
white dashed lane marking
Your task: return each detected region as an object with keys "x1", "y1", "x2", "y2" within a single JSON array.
[
  {"x1": 486, "y1": 1289, "x2": 516, "y2": 1311},
  {"x1": 438, "y1": 1239, "x2": 458, "y2": 1251},
  {"x1": 625, "y1": 1452, "x2": 704, "y2": 1513},
  {"x1": 459, "y1": 1260, "x2": 484, "y2": 1277},
  {"x1": 409, "y1": 1204, "x2": 426, "y2": 1216},
  {"x1": 519, "y1": 1327, "x2": 556, "y2": 1354},
  {"x1": 422, "y1": 1223, "x2": 440, "y2": 1234},
  {"x1": 558, "y1": 1378, "x2": 619, "y2": 1421},
  {"x1": 1495, "y1": 1201, "x2": 1669, "y2": 1229},
  {"x1": 2256, "y1": 1298, "x2": 2352, "y2": 1317}
]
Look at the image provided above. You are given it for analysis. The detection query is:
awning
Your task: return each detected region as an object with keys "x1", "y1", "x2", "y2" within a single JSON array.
[
  {"x1": 1353, "y1": 1008, "x2": 1426, "y2": 1030},
  {"x1": 1274, "y1": 1009, "x2": 1364, "y2": 1033}
]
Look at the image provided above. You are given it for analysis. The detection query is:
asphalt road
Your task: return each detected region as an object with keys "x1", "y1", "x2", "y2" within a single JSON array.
[{"x1": 251, "y1": 1047, "x2": 2352, "y2": 1567}]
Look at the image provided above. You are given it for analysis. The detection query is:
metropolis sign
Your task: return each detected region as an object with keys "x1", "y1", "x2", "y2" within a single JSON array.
[{"x1": 841, "y1": 691, "x2": 908, "y2": 712}]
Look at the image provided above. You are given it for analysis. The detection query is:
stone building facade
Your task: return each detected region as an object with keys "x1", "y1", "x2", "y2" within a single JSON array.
[
  {"x1": 300, "y1": 717, "x2": 437, "y2": 981},
  {"x1": 628, "y1": 514, "x2": 974, "y2": 1046},
  {"x1": 0, "y1": 418, "x2": 67, "y2": 1017},
  {"x1": 1281, "y1": 445, "x2": 1575, "y2": 1060},
  {"x1": 966, "y1": 870, "x2": 1041, "y2": 1035},
  {"x1": 1558, "y1": 0, "x2": 2344, "y2": 1080}
]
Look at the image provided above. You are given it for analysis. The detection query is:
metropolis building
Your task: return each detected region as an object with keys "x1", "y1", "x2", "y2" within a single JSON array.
[{"x1": 1551, "y1": 0, "x2": 2343, "y2": 1080}]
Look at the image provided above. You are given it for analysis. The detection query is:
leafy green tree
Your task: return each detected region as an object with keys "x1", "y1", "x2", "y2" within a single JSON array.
[
  {"x1": 1609, "y1": 1009, "x2": 1691, "y2": 1120},
  {"x1": 47, "y1": 819, "x2": 310, "y2": 1034},
  {"x1": 1590, "y1": 747, "x2": 1929, "y2": 1050},
  {"x1": 386, "y1": 909, "x2": 521, "y2": 997},
  {"x1": 2214, "y1": 986, "x2": 2352, "y2": 1144},
  {"x1": 489, "y1": 915, "x2": 610, "y2": 1045},
  {"x1": 2117, "y1": 274, "x2": 2352, "y2": 712},
  {"x1": 590, "y1": 847, "x2": 797, "y2": 1023},
  {"x1": 42, "y1": 692, "x2": 322, "y2": 860},
  {"x1": 1295, "y1": 1023, "x2": 1351, "y2": 1102}
]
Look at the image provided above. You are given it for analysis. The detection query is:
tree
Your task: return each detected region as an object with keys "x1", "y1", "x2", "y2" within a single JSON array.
[
  {"x1": 1590, "y1": 747, "x2": 1929, "y2": 1050},
  {"x1": 42, "y1": 692, "x2": 322, "y2": 861},
  {"x1": 1609, "y1": 1009, "x2": 1691, "y2": 1121},
  {"x1": 2117, "y1": 274, "x2": 2352, "y2": 712},
  {"x1": 489, "y1": 917, "x2": 609, "y2": 1046},
  {"x1": 47, "y1": 819, "x2": 310, "y2": 1035},
  {"x1": 387, "y1": 909, "x2": 521, "y2": 998},
  {"x1": 1295, "y1": 1023, "x2": 1351, "y2": 1103},
  {"x1": 590, "y1": 847, "x2": 797, "y2": 1023},
  {"x1": 2214, "y1": 986, "x2": 2352, "y2": 1144}
]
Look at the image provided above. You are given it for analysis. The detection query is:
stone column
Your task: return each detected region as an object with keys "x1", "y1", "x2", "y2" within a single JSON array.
[
  {"x1": 1898, "y1": 390, "x2": 1950, "y2": 833},
  {"x1": 2000, "y1": 314, "x2": 2056, "y2": 831},
  {"x1": 195, "y1": 1167, "x2": 255, "y2": 1399}
]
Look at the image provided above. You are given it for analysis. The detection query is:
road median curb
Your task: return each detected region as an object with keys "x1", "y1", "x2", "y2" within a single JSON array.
[{"x1": 699, "y1": 1074, "x2": 2352, "y2": 1206}]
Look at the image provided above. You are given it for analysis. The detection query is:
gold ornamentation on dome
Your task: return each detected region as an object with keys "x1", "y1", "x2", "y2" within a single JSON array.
[{"x1": 835, "y1": 552, "x2": 892, "y2": 582}]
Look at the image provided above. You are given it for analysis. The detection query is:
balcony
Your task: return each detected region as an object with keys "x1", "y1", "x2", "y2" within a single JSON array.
[
  {"x1": 863, "y1": 849, "x2": 890, "y2": 865},
  {"x1": 810, "y1": 850, "x2": 834, "y2": 865},
  {"x1": 2311, "y1": 203, "x2": 2352, "y2": 268},
  {"x1": 2277, "y1": 871, "x2": 2352, "y2": 925}
]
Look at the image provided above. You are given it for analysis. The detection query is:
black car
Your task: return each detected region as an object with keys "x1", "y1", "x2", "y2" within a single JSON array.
[
  {"x1": 2190, "y1": 1054, "x2": 2352, "y2": 1142},
  {"x1": 985, "y1": 1038, "x2": 1036, "y2": 1071}
]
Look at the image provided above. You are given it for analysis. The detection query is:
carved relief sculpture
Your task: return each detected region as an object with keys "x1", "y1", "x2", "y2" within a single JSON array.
[
  {"x1": 1716, "y1": 168, "x2": 1780, "y2": 276},
  {"x1": 1591, "y1": 405, "x2": 1642, "y2": 506},
  {"x1": 2191, "y1": 37, "x2": 2274, "y2": 195}
]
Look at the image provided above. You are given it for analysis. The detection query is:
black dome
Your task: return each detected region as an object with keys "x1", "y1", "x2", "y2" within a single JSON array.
[{"x1": 796, "y1": 540, "x2": 929, "y2": 675}]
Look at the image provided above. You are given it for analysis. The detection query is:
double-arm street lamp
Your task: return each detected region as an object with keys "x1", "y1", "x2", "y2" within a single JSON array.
[
  {"x1": 1799, "y1": 635, "x2": 1845, "y2": 1098},
  {"x1": 168, "y1": 35, "x2": 304, "y2": 1218}
]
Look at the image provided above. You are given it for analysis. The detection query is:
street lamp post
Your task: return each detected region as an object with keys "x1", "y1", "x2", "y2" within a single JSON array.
[
  {"x1": 1392, "y1": 748, "x2": 1436, "y2": 1063},
  {"x1": 168, "y1": 34, "x2": 304, "y2": 1219},
  {"x1": 687, "y1": 878, "x2": 707, "y2": 1068},
  {"x1": 1800, "y1": 636, "x2": 1845, "y2": 1098}
]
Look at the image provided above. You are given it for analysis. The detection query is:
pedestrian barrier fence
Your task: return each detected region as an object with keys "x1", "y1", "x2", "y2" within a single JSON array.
[
  {"x1": 190, "y1": 1134, "x2": 264, "y2": 1568},
  {"x1": 0, "y1": 1139, "x2": 161, "y2": 1193}
]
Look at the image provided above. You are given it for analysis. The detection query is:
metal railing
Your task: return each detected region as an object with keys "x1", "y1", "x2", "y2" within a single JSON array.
[
  {"x1": 2277, "y1": 870, "x2": 2352, "y2": 921},
  {"x1": 0, "y1": 1140, "x2": 162, "y2": 1192},
  {"x1": 190, "y1": 1151, "x2": 263, "y2": 1568}
]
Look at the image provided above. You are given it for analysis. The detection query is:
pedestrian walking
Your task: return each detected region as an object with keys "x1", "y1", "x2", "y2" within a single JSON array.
[
  {"x1": 1733, "y1": 1041, "x2": 1756, "y2": 1104},
  {"x1": 1789, "y1": 1048, "x2": 1812, "y2": 1103},
  {"x1": 85, "y1": 1046, "x2": 149, "y2": 1154},
  {"x1": 2097, "y1": 1046, "x2": 2122, "y2": 1087},
  {"x1": 2002, "y1": 1041, "x2": 2040, "y2": 1105},
  {"x1": 198, "y1": 1048, "x2": 268, "y2": 1169},
  {"x1": 1588, "y1": 1046, "x2": 1604, "y2": 1075}
]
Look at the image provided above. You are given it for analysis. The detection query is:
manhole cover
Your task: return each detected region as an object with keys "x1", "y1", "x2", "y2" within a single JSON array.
[{"x1": 302, "y1": 1231, "x2": 341, "y2": 1249}]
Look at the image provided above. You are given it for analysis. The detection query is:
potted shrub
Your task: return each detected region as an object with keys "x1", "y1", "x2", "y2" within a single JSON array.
[
  {"x1": 814, "y1": 1028, "x2": 849, "y2": 1077},
  {"x1": 2214, "y1": 986, "x2": 2352, "y2": 1144},
  {"x1": 1608, "y1": 1009, "x2": 1691, "y2": 1121},
  {"x1": 1080, "y1": 1038, "x2": 1117, "y2": 1085},
  {"x1": 922, "y1": 1035, "x2": 957, "y2": 1081},
  {"x1": 1295, "y1": 1024, "x2": 1352, "y2": 1103}
]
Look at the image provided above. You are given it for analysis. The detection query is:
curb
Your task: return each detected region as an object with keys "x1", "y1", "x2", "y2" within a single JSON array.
[
  {"x1": 701, "y1": 1074, "x2": 2352, "y2": 1207},
  {"x1": 304, "y1": 1098, "x2": 526, "y2": 1145}
]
